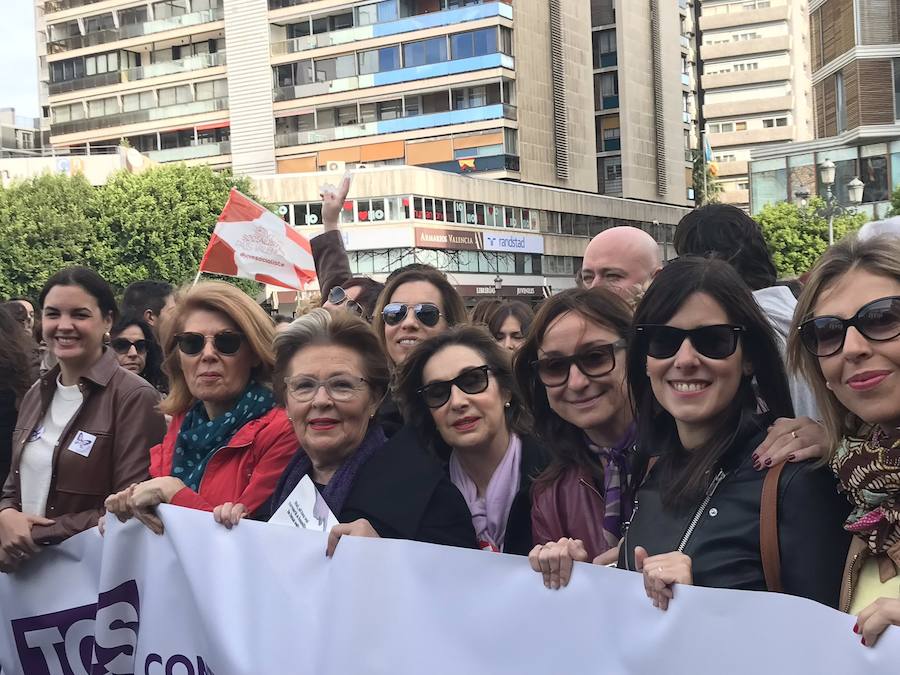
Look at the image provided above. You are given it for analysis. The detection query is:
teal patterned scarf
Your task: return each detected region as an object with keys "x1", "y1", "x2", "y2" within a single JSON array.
[{"x1": 171, "y1": 381, "x2": 276, "y2": 491}]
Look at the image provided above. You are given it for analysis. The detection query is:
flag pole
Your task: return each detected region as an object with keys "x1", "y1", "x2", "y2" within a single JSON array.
[{"x1": 191, "y1": 271, "x2": 202, "y2": 287}]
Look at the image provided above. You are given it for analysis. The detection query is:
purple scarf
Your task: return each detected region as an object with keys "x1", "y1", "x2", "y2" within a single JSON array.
[
  {"x1": 270, "y1": 425, "x2": 387, "y2": 518},
  {"x1": 449, "y1": 433, "x2": 522, "y2": 552},
  {"x1": 585, "y1": 423, "x2": 636, "y2": 549}
]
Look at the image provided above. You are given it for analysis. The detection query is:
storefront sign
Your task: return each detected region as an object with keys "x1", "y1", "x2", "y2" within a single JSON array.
[
  {"x1": 414, "y1": 227, "x2": 483, "y2": 251},
  {"x1": 482, "y1": 232, "x2": 544, "y2": 254}
]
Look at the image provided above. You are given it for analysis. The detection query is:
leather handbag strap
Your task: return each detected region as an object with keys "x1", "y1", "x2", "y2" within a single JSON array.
[{"x1": 759, "y1": 462, "x2": 785, "y2": 593}]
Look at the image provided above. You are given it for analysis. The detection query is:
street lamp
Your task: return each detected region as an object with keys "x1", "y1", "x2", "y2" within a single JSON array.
[
  {"x1": 794, "y1": 189, "x2": 810, "y2": 208},
  {"x1": 494, "y1": 274, "x2": 503, "y2": 294},
  {"x1": 818, "y1": 158, "x2": 863, "y2": 246}
]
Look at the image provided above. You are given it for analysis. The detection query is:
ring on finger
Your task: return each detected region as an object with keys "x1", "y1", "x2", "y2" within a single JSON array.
[{"x1": 791, "y1": 430, "x2": 798, "y2": 440}]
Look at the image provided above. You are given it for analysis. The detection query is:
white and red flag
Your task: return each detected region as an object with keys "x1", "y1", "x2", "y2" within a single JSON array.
[{"x1": 199, "y1": 188, "x2": 316, "y2": 289}]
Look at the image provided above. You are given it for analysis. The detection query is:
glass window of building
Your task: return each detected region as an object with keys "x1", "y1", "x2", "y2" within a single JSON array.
[
  {"x1": 358, "y1": 46, "x2": 402, "y2": 75},
  {"x1": 315, "y1": 55, "x2": 356, "y2": 82},
  {"x1": 836, "y1": 72, "x2": 846, "y2": 133},
  {"x1": 329, "y1": 11, "x2": 354, "y2": 30},
  {"x1": 894, "y1": 58, "x2": 900, "y2": 121},
  {"x1": 450, "y1": 28, "x2": 497, "y2": 60},
  {"x1": 153, "y1": 1, "x2": 189, "y2": 19},
  {"x1": 403, "y1": 36, "x2": 448, "y2": 68},
  {"x1": 357, "y1": 1, "x2": 398, "y2": 25}
]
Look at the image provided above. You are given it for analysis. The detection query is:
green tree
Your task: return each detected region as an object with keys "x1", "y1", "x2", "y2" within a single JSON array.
[
  {"x1": 691, "y1": 149, "x2": 722, "y2": 206},
  {"x1": 888, "y1": 184, "x2": 900, "y2": 217},
  {"x1": 0, "y1": 173, "x2": 100, "y2": 298},
  {"x1": 757, "y1": 197, "x2": 868, "y2": 278},
  {"x1": 0, "y1": 165, "x2": 264, "y2": 299}
]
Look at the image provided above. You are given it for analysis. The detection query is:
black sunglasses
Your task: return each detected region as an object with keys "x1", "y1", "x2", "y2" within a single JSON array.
[
  {"x1": 799, "y1": 295, "x2": 900, "y2": 357},
  {"x1": 635, "y1": 324, "x2": 745, "y2": 360},
  {"x1": 532, "y1": 340, "x2": 626, "y2": 387},
  {"x1": 110, "y1": 337, "x2": 148, "y2": 355},
  {"x1": 382, "y1": 302, "x2": 442, "y2": 328},
  {"x1": 175, "y1": 331, "x2": 245, "y2": 356},
  {"x1": 328, "y1": 286, "x2": 367, "y2": 320},
  {"x1": 418, "y1": 365, "x2": 491, "y2": 409}
]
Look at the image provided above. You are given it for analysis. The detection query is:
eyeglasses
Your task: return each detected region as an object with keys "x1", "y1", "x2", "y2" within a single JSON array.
[
  {"x1": 417, "y1": 365, "x2": 492, "y2": 409},
  {"x1": 635, "y1": 324, "x2": 745, "y2": 360},
  {"x1": 531, "y1": 340, "x2": 626, "y2": 387},
  {"x1": 328, "y1": 286, "x2": 367, "y2": 320},
  {"x1": 798, "y1": 295, "x2": 900, "y2": 357},
  {"x1": 382, "y1": 303, "x2": 442, "y2": 328},
  {"x1": 175, "y1": 331, "x2": 245, "y2": 356},
  {"x1": 283, "y1": 375, "x2": 369, "y2": 402},
  {"x1": 110, "y1": 337, "x2": 147, "y2": 355}
]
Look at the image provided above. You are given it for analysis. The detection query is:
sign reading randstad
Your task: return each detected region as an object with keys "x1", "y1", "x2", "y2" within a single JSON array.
[{"x1": 482, "y1": 232, "x2": 544, "y2": 254}]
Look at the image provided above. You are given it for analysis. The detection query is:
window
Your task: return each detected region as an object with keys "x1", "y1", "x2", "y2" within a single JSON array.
[
  {"x1": 452, "y1": 85, "x2": 488, "y2": 109},
  {"x1": 329, "y1": 12, "x2": 353, "y2": 30},
  {"x1": 450, "y1": 28, "x2": 497, "y2": 60},
  {"x1": 358, "y1": 46, "x2": 401, "y2": 75},
  {"x1": 315, "y1": 55, "x2": 356, "y2": 81},
  {"x1": 195, "y1": 79, "x2": 227, "y2": 100},
  {"x1": 153, "y1": 0, "x2": 189, "y2": 19},
  {"x1": 893, "y1": 58, "x2": 900, "y2": 121},
  {"x1": 592, "y1": 29, "x2": 616, "y2": 70},
  {"x1": 403, "y1": 36, "x2": 448, "y2": 68},
  {"x1": 763, "y1": 117, "x2": 788, "y2": 128},
  {"x1": 453, "y1": 144, "x2": 503, "y2": 159},
  {"x1": 734, "y1": 62, "x2": 758, "y2": 71},
  {"x1": 356, "y1": 1, "x2": 398, "y2": 25},
  {"x1": 596, "y1": 72, "x2": 618, "y2": 109},
  {"x1": 158, "y1": 84, "x2": 192, "y2": 106},
  {"x1": 836, "y1": 72, "x2": 846, "y2": 133},
  {"x1": 499, "y1": 27, "x2": 513, "y2": 56},
  {"x1": 122, "y1": 90, "x2": 155, "y2": 111},
  {"x1": 87, "y1": 96, "x2": 118, "y2": 118}
]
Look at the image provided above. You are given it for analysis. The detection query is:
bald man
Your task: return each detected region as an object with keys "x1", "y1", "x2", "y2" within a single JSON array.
[{"x1": 580, "y1": 226, "x2": 662, "y2": 300}]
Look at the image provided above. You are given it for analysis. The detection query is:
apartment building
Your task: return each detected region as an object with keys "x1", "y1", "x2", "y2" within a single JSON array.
[
  {"x1": 591, "y1": 0, "x2": 694, "y2": 204},
  {"x1": 0, "y1": 108, "x2": 45, "y2": 157},
  {"x1": 698, "y1": 0, "x2": 813, "y2": 209},
  {"x1": 33, "y1": 0, "x2": 690, "y2": 298},
  {"x1": 749, "y1": 0, "x2": 900, "y2": 215}
]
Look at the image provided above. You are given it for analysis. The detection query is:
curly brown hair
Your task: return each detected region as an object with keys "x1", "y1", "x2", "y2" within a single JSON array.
[{"x1": 0, "y1": 305, "x2": 34, "y2": 399}]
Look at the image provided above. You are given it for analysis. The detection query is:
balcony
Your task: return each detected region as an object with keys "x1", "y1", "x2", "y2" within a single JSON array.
[
  {"x1": 703, "y1": 95, "x2": 794, "y2": 118},
  {"x1": 43, "y1": 0, "x2": 104, "y2": 13},
  {"x1": 700, "y1": 36, "x2": 790, "y2": 61},
  {"x1": 276, "y1": 103, "x2": 516, "y2": 148},
  {"x1": 47, "y1": 8, "x2": 224, "y2": 54},
  {"x1": 48, "y1": 52, "x2": 226, "y2": 95},
  {"x1": 51, "y1": 97, "x2": 228, "y2": 135},
  {"x1": 146, "y1": 141, "x2": 231, "y2": 162},
  {"x1": 681, "y1": 72, "x2": 691, "y2": 86},
  {"x1": 420, "y1": 153, "x2": 519, "y2": 175},
  {"x1": 271, "y1": 2, "x2": 510, "y2": 56},
  {"x1": 274, "y1": 53, "x2": 514, "y2": 102},
  {"x1": 702, "y1": 65, "x2": 790, "y2": 90},
  {"x1": 699, "y1": 6, "x2": 790, "y2": 31},
  {"x1": 680, "y1": 35, "x2": 691, "y2": 50}
]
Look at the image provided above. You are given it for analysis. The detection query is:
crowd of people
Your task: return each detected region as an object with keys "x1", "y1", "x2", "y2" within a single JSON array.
[{"x1": 1, "y1": 192, "x2": 899, "y2": 648}]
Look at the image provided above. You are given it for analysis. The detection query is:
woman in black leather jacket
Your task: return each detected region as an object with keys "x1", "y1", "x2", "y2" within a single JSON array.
[{"x1": 618, "y1": 257, "x2": 851, "y2": 609}]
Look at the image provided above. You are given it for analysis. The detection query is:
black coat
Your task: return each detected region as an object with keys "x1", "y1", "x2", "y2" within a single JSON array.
[
  {"x1": 0, "y1": 389, "x2": 15, "y2": 488},
  {"x1": 265, "y1": 425, "x2": 477, "y2": 550},
  {"x1": 503, "y1": 436, "x2": 550, "y2": 555},
  {"x1": 618, "y1": 419, "x2": 852, "y2": 608}
]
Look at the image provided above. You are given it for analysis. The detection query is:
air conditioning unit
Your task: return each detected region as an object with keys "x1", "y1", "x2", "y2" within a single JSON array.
[{"x1": 325, "y1": 160, "x2": 345, "y2": 173}]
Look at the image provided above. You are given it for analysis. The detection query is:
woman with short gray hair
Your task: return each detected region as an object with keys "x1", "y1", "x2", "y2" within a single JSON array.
[{"x1": 214, "y1": 309, "x2": 476, "y2": 555}]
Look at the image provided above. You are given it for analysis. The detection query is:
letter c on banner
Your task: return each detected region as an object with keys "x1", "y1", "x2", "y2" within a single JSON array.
[
  {"x1": 165, "y1": 654, "x2": 195, "y2": 675},
  {"x1": 145, "y1": 653, "x2": 164, "y2": 675}
]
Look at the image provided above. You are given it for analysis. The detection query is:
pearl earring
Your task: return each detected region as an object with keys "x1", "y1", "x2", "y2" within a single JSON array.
[{"x1": 504, "y1": 401, "x2": 511, "y2": 408}]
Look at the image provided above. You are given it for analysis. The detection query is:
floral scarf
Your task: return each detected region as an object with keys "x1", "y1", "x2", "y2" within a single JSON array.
[
  {"x1": 172, "y1": 381, "x2": 276, "y2": 491},
  {"x1": 833, "y1": 427, "x2": 900, "y2": 563}
]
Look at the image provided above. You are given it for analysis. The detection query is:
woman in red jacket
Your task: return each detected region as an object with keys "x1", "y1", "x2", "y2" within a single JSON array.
[{"x1": 104, "y1": 282, "x2": 297, "y2": 533}]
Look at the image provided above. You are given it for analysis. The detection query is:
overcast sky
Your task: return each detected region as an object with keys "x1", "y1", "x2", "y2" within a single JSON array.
[{"x1": 0, "y1": 2, "x2": 40, "y2": 118}]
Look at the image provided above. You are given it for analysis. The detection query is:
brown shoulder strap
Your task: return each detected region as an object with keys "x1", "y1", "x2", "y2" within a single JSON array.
[{"x1": 760, "y1": 462, "x2": 785, "y2": 593}]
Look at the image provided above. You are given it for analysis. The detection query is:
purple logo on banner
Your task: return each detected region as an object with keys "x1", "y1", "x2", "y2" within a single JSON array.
[{"x1": 11, "y1": 580, "x2": 140, "y2": 675}]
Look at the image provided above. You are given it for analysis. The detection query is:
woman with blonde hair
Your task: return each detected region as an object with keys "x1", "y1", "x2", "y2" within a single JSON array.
[
  {"x1": 105, "y1": 281, "x2": 297, "y2": 533},
  {"x1": 788, "y1": 234, "x2": 900, "y2": 647}
]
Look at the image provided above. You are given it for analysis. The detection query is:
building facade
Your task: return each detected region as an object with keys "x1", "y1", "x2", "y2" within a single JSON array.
[
  {"x1": 252, "y1": 164, "x2": 687, "y2": 308},
  {"x1": 591, "y1": 0, "x2": 695, "y2": 205},
  {"x1": 698, "y1": 0, "x2": 813, "y2": 209},
  {"x1": 0, "y1": 108, "x2": 46, "y2": 157},
  {"x1": 749, "y1": 0, "x2": 900, "y2": 216},
  {"x1": 33, "y1": 0, "x2": 692, "y2": 300}
]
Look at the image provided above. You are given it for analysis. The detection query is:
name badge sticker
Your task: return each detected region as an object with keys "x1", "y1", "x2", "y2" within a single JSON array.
[
  {"x1": 27, "y1": 426, "x2": 44, "y2": 443},
  {"x1": 67, "y1": 431, "x2": 97, "y2": 458}
]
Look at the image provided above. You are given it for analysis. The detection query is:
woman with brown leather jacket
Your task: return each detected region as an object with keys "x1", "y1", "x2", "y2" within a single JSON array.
[{"x1": 0, "y1": 267, "x2": 165, "y2": 572}]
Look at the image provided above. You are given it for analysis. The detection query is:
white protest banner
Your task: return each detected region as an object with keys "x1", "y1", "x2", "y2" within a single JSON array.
[
  {"x1": 268, "y1": 474, "x2": 339, "y2": 532},
  {"x1": 1, "y1": 504, "x2": 899, "y2": 674}
]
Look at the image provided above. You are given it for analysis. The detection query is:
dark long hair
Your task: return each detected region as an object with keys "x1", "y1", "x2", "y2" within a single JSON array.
[
  {"x1": 110, "y1": 316, "x2": 167, "y2": 392},
  {"x1": 38, "y1": 267, "x2": 119, "y2": 322},
  {"x1": 394, "y1": 325, "x2": 532, "y2": 461},
  {"x1": 628, "y1": 257, "x2": 793, "y2": 509},
  {"x1": 512, "y1": 288, "x2": 634, "y2": 486},
  {"x1": 487, "y1": 300, "x2": 535, "y2": 338},
  {"x1": 0, "y1": 305, "x2": 34, "y2": 399}
]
